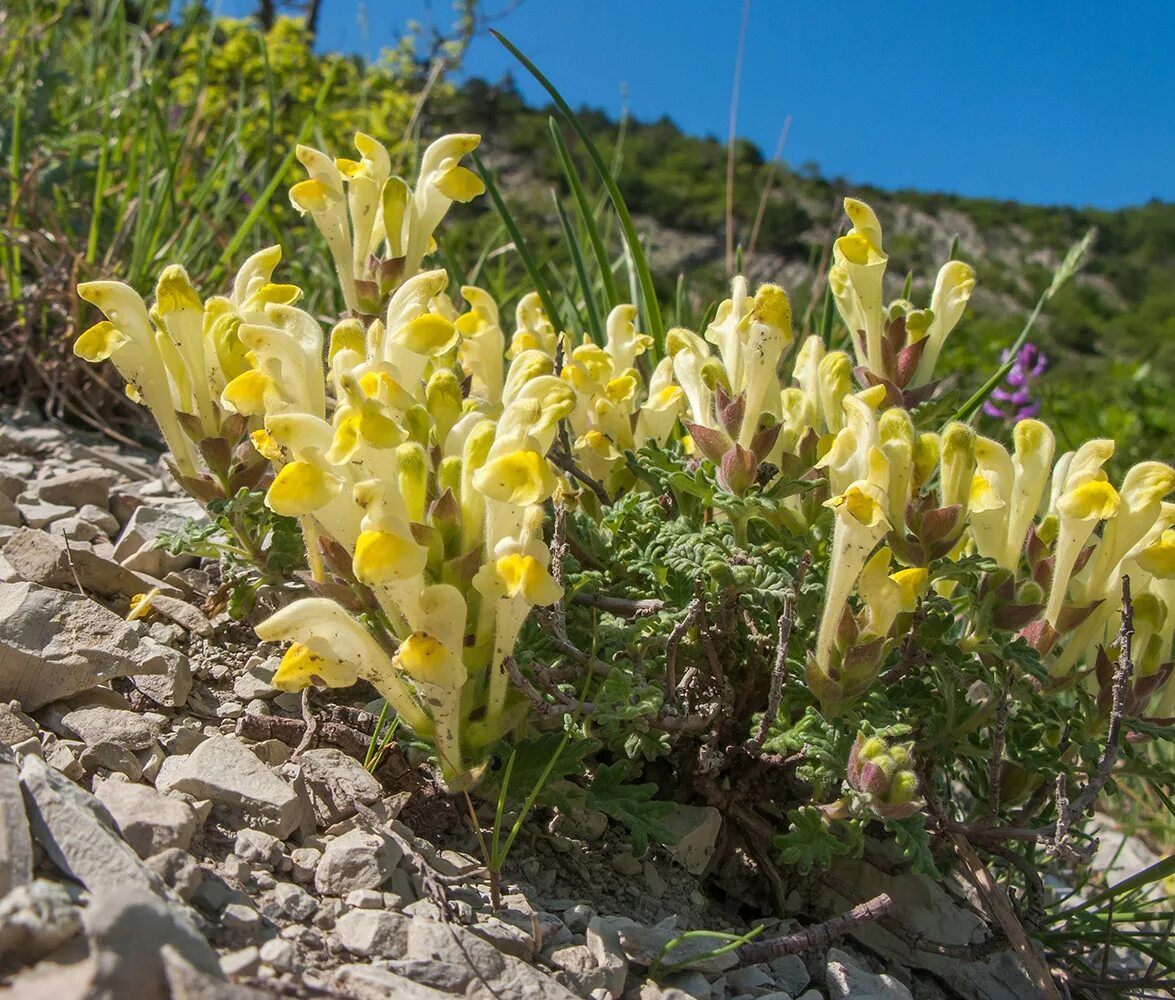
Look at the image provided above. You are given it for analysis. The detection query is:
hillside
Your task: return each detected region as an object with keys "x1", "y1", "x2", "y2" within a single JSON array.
[{"x1": 430, "y1": 76, "x2": 1175, "y2": 465}]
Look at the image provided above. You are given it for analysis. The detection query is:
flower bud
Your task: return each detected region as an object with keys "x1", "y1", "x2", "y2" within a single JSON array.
[
  {"x1": 426, "y1": 369, "x2": 464, "y2": 444},
  {"x1": 939, "y1": 422, "x2": 976, "y2": 512},
  {"x1": 395, "y1": 442, "x2": 429, "y2": 523},
  {"x1": 846, "y1": 733, "x2": 923, "y2": 819},
  {"x1": 817, "y1": 353, "x2": 852, "y2": 433}
]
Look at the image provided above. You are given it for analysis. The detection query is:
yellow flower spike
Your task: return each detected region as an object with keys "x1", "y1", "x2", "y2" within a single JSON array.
[
  {"x1": 74, "y1": 321, "x2": 128, "y2": 362},
  {"x1": 272, "y1": 642, "x2": 359, "y2": 692},
  {"x1": 636, "y1": 357, "x2": 685, "y2": 446},
  {"x1": 77, "y1": 279, "x2": 200, "y2": 476},
  {"x1": 499, "y1": 377, "x2": 576, "y2": 452},
  {"x1": 603, "y1": 304, "x2": 652, "y2": 373},
  {"x1": 502, "y1": 349, "x2": 555, "y2": 404},
  {"x1": 817, "y1": 451, "x2": 891, "y2": 672},
  {"x1": 911, "y1": 260, "x2": 977, "y2": 386},
  {"x1": 1058, "y1": 480, "x2": 1121, "y2": 521},
  {"x1": 265, "y1": 460, "x2": 342, "y2": 516},
  {"x1": 858, "y1": 549, "x2": 925, "y2": 639},
  {"x1": 395, "y1": 442, "x2": 429, "y2": 524},
  {"x1": 396, "y1": 312, "x2": 460, "y2": 356},
  {"x1": 289, "y1": 177, "x2": 342, "y2": 214},
  {"x1": 605, "y1": 373, "x2": 638, "y2": 405},
  {"x1": 911, "y1": 433, "x2": 940, "y2": 493},
  {"x1": 353, "y1": 528, "x2": 429, "y2": 584},
  {"x1": 752, "y1": 283, "x2": 792, "y2": 334},
  {"x1": 815, "y1": 428, "x2": 861, "y2": 497},
  {"x1": 230, "y1": 244, "x2": 283, "y2": 307},
  {"x1": 1054, "y1": 439, "x2": 1116, "y2": 504},
  {"x1": 832, "y1": 198, "x2": 889, "y2": 372},
  {"x1": 154, "y1": 264, "x2": 202, "y2": 313},
  {"x1": 792, "y1": 335, "x2": 825, "y2": 402},
  {"x1": 473, "y1": 449, "x2": 558, "y2": 507},
  {"x1": 968, "y1": 437, "x2": 1012, "y2": 562},
  {"x1": 1084, "y1": 462, "x2": 1175, "y2": 593},
  {"x1": 457, "y1": 286, "x2": 505, "y2": 406},
  {"x1": 459, "y1": 419, "x2": 496, "y2": 551},
  {"x1": 735, "y1": 286, "x2": 789, "y2": 448},
  {"x1": 1132, "y1": 593, "x2": 1166, "y2": 678},
  {"x1": 206, "y1": 311, "x2": 250, "y2": 384},
  {"x1": 829, "y1": 484, "x2": 889, "y2": 530},
  {"x1": 326, "y1": 405, "x2": 403, "y2": 466},
  {"x1": 893, "y1": 567, "x2": 929, "y2": 607},
  {"x1": 473, "y1": 538, "x2": 562, "y2": 721},
  {"x1": 843, "y1": 197, "x2": 884, "y2": 251},
  {"x1": 394, "y1": 582, "x2": 471, "y2": 782}
]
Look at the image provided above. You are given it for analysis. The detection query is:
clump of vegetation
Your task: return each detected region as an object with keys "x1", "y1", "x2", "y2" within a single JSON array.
[{"x1": 6, "y1": 5, "x2": 1174, "y2": 991}]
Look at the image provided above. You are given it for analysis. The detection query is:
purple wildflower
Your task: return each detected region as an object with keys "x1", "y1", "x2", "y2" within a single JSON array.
[{"x1": 983, "y1": 343, "x2": 1048, "y2": 422}]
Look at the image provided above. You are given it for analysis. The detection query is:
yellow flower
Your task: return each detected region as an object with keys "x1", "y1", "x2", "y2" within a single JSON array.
[
  {"x1": 353, "y1": 528, "x2": 429, "y2": 585},
  {"x1": 266, "y1": 460, "x2": 342, "y2": 516},
  {"x1": 272, "y1": 642, "x2": 359, "y2": 692},
  {"x1": 911, "y1": 260, "x2": 977, "y2": 386},
  {"x1": 473, "y1": 449, "x2": 558, "y2": 506},
  {"x1": 1137, "y1": 529, "x2": 1175, "y2": 578},
  {"x1": 394, "y1": 632, "x2": 467, "y2": 688}
]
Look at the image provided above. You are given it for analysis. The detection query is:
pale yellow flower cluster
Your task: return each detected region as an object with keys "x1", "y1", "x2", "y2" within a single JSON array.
[{"x1": 77, "y1": 144, "x2": 1175, "y2": 760}]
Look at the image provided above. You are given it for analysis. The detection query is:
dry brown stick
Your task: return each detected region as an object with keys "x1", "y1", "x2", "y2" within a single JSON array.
[
  {"x1": 880, "y1": 603, "x2": 928, "y2": 686},
  {"x1": 503, "y1": 656, "x2": 573, "y2": 722},
  {"x1": 549, "y1": 502, "x2": 569, "y2": 638},
  {"x1": 986, "y1": 667, "x2": 1013, "y2": 819},
  {"x1": 571, "y1": 592, "x2": 665, "y2": 617},
  {"x1": 1063, "y1": 575, "x2": 1135, "y2": 823},
  {"x1": 665, "y1": 586, "x2": 704, "y2": 701},
  {"x1": 549, "y1": 449, "x2": 610, "y2": 506},
  {"x1": 534, "y1": 610, "x2": 612, "y2": 677},
  {"x1": 735, "y1": 893, "x2": 893, "y2": 965},
  {"x1": 290, "y1": 688, "x2": 318, "y2": 760},
  {"x1": 235, "y1": 713, "x2": 372, "y2": 759},
  {"x1": 951, "y1": 832, "x2": 1063, "y2": 1000},
  {"x1": 747, "y1": 554, "x2": 809, "y2": 755}
]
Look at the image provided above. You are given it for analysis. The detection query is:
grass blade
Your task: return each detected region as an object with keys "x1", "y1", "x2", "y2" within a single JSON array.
[
  {"x1": 548, "y1": 118, "x2": 620, "y2": 311},
  {"x1": 552, "y1": 191, "x2": 604, "y2": 344},
  {"x1": 472, "y1": 149, "x2": 564, "y2": 334},
  {"x1": 494, "y1": 30, "x2": 664, "y2": 355}
]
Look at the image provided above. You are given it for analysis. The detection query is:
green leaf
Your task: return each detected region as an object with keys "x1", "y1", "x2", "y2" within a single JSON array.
[
  {"x1": 585, "y1": 760, "x2": 676, "y2": 856},
  {"x1": 775, "y1": 806, "x2": 862, "y2": 875},
  {"x1": 493, "y1": 732, "x2": 599, "y2": 812},
  {"x1": 885, "y1": 814, "x2": 942, "y2": 879}
]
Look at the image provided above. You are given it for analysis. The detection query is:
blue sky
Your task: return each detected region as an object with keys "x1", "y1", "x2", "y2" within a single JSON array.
[{"x1": 214, "y1": 0, "x2": 1172, "y2": 209}]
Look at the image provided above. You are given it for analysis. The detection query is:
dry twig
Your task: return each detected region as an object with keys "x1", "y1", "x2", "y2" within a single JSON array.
[
  {"x1": 746, "y1": 553, "x2": 809, "y2": 755},
  {"x1": 735, "y1": 893, "x2": 893, "y2": 965}
]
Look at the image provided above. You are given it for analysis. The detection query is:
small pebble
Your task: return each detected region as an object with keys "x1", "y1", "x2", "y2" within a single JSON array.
[
  {"x1": 221, "y1": 902, "x2": 262, "y2": 935},
  {"x1": 345, "y1": 888, "x2": 385, "y2": 910},
  {"x1": 290, "y1": 847, "x2": 321, "y2": 883},
  {"x1": 219, "y1": 945, "x2": 260, "y2": 977}
]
